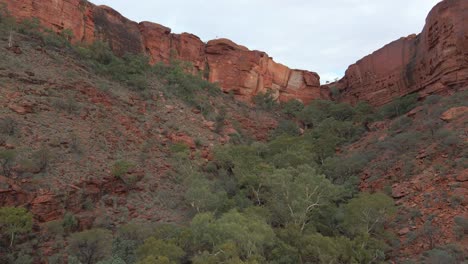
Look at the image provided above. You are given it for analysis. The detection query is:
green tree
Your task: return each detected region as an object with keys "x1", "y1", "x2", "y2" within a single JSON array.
[
  {"x1": 341, "y1": 193, "x2": 396, "y2": 236},
  {"x1": 266, "y1": 166, "x2": 340, "y2": 232},
  {"x1": 136, "y1": 237, "x2": 185, "y2": 263},
  {"x1": 329, "y1": 103, "x2": 355, "y2": 121},
  {"x1": 184, "y1": 175, "x2": 228, "y2": 213},
  {"x1": 298, "y1": 100, "x2": 333, "y2": 128},
  {"x1": 0, "y1": 207, "x2": 33, "y2": 247},
  {"x1": 0, "y1": 150, "x2": 16, "y2": 177},
  {"x1": 270, "y1": 120, "x2": 301, "y2": 139},
  {"x1": 191, "y1": 210, "x2": 274, "y2": 260},
  {"x1": 281, "y1": 99, "x2": 304, "y2": 118},
  {"x1": 68, "y1": 228, "x2": 113, "y2": 264}
]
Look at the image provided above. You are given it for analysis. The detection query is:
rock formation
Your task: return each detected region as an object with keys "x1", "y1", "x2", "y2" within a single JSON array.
[
  {"x1": 331, "y1": 0, "x2": 468, "y2": 106},
  {"x1": 3, "y1": 0, "x2": 467, "y2": 106},
  {"x1": 2, "y1": 0, "x2": 325, "y2": 103}
]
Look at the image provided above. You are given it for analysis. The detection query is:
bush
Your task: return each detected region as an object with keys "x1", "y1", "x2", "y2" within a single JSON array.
[
  {"x1": 75, "y1": 42, "x2": 151, "y2": 91},
  {"x1": 298, "y1": 100, "x2": 334, "y2": 128},
  {"x1": 281, "y1": 99, "x2": 304, "y2": 118},
  {"x1": 329, "y1": 103, "x2": 356, "y2": 121},
  {"x1": 112, "y1": 160, "x2": 135, "y2": 178},
  {"x1": 270, "y1": 120, "x2": 301, "y2": 139},
  {"x1": 43, "y1": 29, "x2": 73, "y2": 49},
  {"x1": 31, "y1": 148, "x2": 50, "y2": 173},
  {"x1": 0, "y1": 150, "x2": 16, "y2": 177},
  {"x1": 62, "y1": 212, "x2": 78, "y2": 233},
  {"x1": 169, "y1": 143, "x2": 189, "y2": 154},
  {"x1": 378, "y1": 93, "x2": 419, "y2": 119},
  {"x1": 253, "y1": 91, "x2": 277, "y2": 110},
  {"x1": 52, "y1": 96, "x2": 80, "y2": 114},
  {"x1": 68, "y1": 229, "x2": 113, "y2": 264},
  {"x1": 389, "y1": 116, "x2": 413, "y2": 133},
  {"x1": 421, "y1": 248, "x2": 457, "y2": 264},
  {"x1": 0, "y1": 117, "x2": 17, "y2": 136},
  {"x1": 453, "y1": 216, "x2": 468, "y2": 240}
]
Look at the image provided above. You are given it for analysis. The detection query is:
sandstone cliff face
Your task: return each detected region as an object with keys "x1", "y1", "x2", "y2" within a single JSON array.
[
  {"x1": 205, "y1": 39, "x2": 324, "y2": 102},
  {"x1": 332, "y1": 0, "x2": 468, "y2": 106},
  {"x1": 2, "y1": 0, "x2": 324, "y2": 103}
]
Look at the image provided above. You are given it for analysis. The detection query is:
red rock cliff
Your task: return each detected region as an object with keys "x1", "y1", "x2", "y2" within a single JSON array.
[
  {"x1": 2, "y1": 0, "x2": 325, "y2": 103},
  {"x1": 332, "y1": 0, "x2": 468, "y2": 106}
]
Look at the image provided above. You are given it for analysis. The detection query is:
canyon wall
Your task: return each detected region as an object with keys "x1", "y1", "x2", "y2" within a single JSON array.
[
  {"x1": 3, "y1": 0, "x2": 467, "y2": 106},
  {"x1": 331, "y1": 0, "x2": 468, "y2": 106},
  {"x1": 2, "y1": 0, "x2": 325, "y2": 103}
]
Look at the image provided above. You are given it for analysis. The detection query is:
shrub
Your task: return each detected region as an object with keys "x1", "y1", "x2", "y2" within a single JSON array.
[
  {"x1": 389, "y1": 116, "x2": 413, "y2": 133},
  {"x1": 421, "y1": 248, "x2": 457, "y2": 264},
  {"x1": 112, "y1": 160, "x2": 135, "y2": 178},
  {"x1": 298, "y1": 100, "x2": 334, "y2": 128},
  {"x1": 0, "y1": 117, "x2": 17, "y2": 136},
  {"x1": 0, "y1": 149, "x2": 16, "y2": 177},
  {"x1": 378, "y1": 93, "x2": 418, "y2": 119},
  {"x1": 270, "y1": 120, "x2": 301, "y2": 139},
  {"x1": 281, "y1": 99, "x2": 304, "y2": 118},
  {"x1": 43, "y1": 29, "x2": 73, "y2": 49},
  {"x1": 253, "y1": 90, "x2": 277, "y2": 110},
  {"x1": 31, "y1": 147, "x2": 50, "y2": 173},
  {"x1": 68, "y1": 229, "x2": 112, "y2": 264},
  {"x1": 322, "y1": 153, "x2": 371, "y2": 185},
  {"x1": 75, "y1": 42, "x2": 151, "y2": 91},
  {"x1": 453, "y1": 216, "x2": 468, "y2": 241},
  {"x1": 329, "y1": 103, "x2": 356, "y2": 121},
  {"x1": 52, "y1": 96, "x2": 80, "y2": 114},
  {"x1": 169, "y1": 143, "x2": 189, "y2": 154},
  {"x1": 62, "y1": 212, "x2": 78, "y2": 234}
]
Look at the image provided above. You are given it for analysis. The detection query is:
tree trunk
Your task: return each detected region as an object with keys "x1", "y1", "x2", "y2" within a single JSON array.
[
  {"x1": 8, "y1": 31, "x2": 13, "y2": 48},
  {"x1": 10, "y1": 232, "x2": 15, "y2": 247}
]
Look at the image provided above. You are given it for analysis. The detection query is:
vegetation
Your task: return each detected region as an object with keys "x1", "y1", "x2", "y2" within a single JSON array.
[
  {"x1": 378, "y1": 93, "x2": 418, "y2": 119},
  {"x1": 1, "y1": 7, "x2": 466, "y2": 263},
  {"x1": 0, "y1": 150, "x2": 16, "y2": 177},
  {"x1": 68, "y1": 229, "x2": 113, "y2": 264},
  {"x1": 0, "y1": 207, "x2": 33, "y2": 247}
]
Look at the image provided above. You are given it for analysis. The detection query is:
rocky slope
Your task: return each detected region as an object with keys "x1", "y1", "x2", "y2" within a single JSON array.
[
  {"x1": 2, "y1": 0, "x2": 325, "y2": 103},
  {"x1": 331, "y1": 0, "x2": 468, "y2": 106},
  {"x1": 0, "y1": 29, "x2": 278, "y2": 232}
]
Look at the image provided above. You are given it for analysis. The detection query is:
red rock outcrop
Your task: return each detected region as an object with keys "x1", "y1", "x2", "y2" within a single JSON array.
[
  {"x1": 2, "y1": 0, "x2": 325, "y2": 103},
  {"x1": 332, "y1": 0, "x2": 468, "y2": 106},
  {"x1": 205, "y1": 39, "x2": 325, "y2": 102}
]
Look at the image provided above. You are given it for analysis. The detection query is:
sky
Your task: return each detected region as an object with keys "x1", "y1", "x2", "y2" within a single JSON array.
[{"x1": 90, "y1": 0, "x2": 441, "y2": 83}]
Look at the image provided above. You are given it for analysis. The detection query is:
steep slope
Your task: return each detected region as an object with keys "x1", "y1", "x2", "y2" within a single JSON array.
[
  {"x1": 0, "y1": 25, "x2": 280, "y2": 259},
  {"x1": 2, "y1": 0, "x2": 326, "y2": 103},
  {"x1": 331, "y1": 0, "x2": 468, "y2": 106},
  {"x1": 344, "y1": 92, "x2": 468, "y2": 260}
]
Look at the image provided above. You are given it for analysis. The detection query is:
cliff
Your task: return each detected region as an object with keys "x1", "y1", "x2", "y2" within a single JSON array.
[
  {"x1": 331, "y1": 0, "x2": 468, "y2": 106},
  {"x1": 3, "y1": 0, "x2": 467, "y2": 106},
  {"x1": 1, "y1": 0, "x2": 326, "y2": 103}
]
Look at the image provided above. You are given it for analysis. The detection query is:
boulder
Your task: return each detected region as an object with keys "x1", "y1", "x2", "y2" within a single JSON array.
[{"x1": 440, "y1": 106, "x2": 468, "y2": 122}]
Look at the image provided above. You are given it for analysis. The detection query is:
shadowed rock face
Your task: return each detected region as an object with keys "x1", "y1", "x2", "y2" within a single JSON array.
[
  {"x1": 2, "y1": 0, "x2": 324, "y2": 103},
  {"x1": 332, "y1": 0, "x2": 468, "y2": 106}
]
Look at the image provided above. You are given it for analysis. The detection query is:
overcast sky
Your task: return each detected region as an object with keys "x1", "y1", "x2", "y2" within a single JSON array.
[{"x1": 91, "y1": 0, "x2": 441, "y2": 83}]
